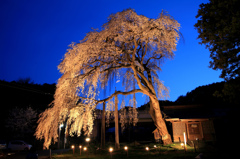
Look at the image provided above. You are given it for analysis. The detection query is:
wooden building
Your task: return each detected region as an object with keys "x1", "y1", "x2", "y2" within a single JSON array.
[
  {"x1": 165, "y1": 118, "x2": 215, "y2": 142},
  {"x1": 163, "y1": 105, "x2": 216, "y2": 142}
]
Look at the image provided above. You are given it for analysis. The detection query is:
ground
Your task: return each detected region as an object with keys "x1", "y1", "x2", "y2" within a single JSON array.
[
  {"x1": 46, "y1": 142, "x2": 230, "y2": 159},
  {"x1": 0, "y1": 141, "x2": 232, "y2": 159}
]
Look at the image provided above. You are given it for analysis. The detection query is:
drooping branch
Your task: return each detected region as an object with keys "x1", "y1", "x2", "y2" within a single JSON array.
[
  {"x1": 98, "y1": 89, "x2": 143, "y2": 104},
  {"x1": 76, "y1": 89, "x2": 143, "y2": 107},
  {"x1": 101, "y1": 64, "x2": 132, "y2": 74}
]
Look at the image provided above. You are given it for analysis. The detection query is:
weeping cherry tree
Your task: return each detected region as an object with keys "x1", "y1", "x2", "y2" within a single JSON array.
[{"x1": 35, "y1": 9, "x2": 180, "y2": 148}]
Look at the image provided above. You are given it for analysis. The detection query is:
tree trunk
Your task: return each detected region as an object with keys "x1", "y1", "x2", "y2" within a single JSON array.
[
  {"x1": 149, "y1": 97, "x2": 172, "y2": 145},
  {"x1": 101, "y1": 102, "x2": 105, "y2": 149},
  {"x1": 114, "y1": 95, "x2": 120, "y2": 149}
]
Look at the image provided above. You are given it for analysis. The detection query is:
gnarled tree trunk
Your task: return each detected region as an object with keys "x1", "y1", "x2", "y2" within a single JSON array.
[{"x1": 149, "y1": 96, "x2": 172, "y2": 145}]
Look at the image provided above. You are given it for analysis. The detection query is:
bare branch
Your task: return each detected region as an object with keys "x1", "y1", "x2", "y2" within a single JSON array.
[{"x1": 73, "y1": 89, "x2": 143, "y2": 108}]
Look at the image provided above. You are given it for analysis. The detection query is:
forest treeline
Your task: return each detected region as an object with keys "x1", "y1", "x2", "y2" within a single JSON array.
[{"x1": 174, "y1": 77, "x2": 240, "y2": 107}]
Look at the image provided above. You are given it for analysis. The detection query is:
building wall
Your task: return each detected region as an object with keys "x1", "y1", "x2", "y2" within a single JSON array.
[
  {"x1": 201, "y1": 120, "x2": 216, "y2": 141},
  {"x1": 172, "y1": 122, "x2": 186, "y2": 142},
  {"x1": 171, "y1": 119, "x2": 215, "y2": 142}
]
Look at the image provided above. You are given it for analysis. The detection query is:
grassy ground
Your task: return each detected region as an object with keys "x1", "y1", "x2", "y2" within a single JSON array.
[{"x1": 50, "y1": 143, "x2": 204, "y2": 159}]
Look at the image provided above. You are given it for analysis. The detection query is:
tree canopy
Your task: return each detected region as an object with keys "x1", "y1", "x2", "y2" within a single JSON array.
[
  {"x1": 194, "y1": 0, "x2": 240, "y2": 80},
  {"x1": 35, "y1": 9, "x2": 180, "y2": 148}
]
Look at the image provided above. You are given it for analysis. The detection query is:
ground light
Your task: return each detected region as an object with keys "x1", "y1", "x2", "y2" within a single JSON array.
[
  {"x1": 181, "y1": 143, "x2": 184, "y2": 148},
  {"x1": 83, "y1": 147, "x2": 88, "y2": 158},
  {"x1": 85, "y1": 137, "x2": 90, "y2": 158},
  {"x1": 154, "y1": 145, "x2": 157, "y2": 152},
  {"x1": 86, "y1": 137, "x2": 90, "y2": 148},
  {"x1": 145, "y1": 146, "x2": 149, "y2": 155},
  {"x1": 86, "y1": 137, "x2": 90, "y2": 147},
  {"x1": 79, "y1": 145, "x2": 82, "y2": 155},
  {"x1": 71, "y1": 145, "x2": 75, "y2": 154},
  {"x1": 124, "y1": 146, "x2": 128, "y2": 157},
  {"x1": 109, "y1": 147, "x2": 113, "y2": 159}
]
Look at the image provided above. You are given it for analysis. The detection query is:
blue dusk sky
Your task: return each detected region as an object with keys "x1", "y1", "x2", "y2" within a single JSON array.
[{"x1": 0, "y1": 0, "x2": 223, "y2": 105}]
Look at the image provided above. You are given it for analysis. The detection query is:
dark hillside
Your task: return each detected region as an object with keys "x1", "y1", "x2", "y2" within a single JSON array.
[
  {"x1": 0, "y1": 80, "x2": 55, "y2": 110},
  {"x1": 175, "y1": 81, "x2": 224, "y2": 107},
  {"x1": 175, "y1": 78, "x2": 240, "y2": 107}
]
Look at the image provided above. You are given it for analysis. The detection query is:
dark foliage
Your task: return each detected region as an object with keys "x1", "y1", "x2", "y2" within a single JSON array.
[
  {"x1": 138, "y1": 78, "x2": 240, "y2": 109},
  {"x1": 175, "y1": 81, "x2": 225, "y2": 106},
  {"x1": 195, "y1": 0, "x2": 240, "y2": 80},
  {"x1": 0, "y1": 80, "x2": 55, "y2": 141},
  {"x1": 175, "y1": 78, "x2": 240, "y2": 107}
]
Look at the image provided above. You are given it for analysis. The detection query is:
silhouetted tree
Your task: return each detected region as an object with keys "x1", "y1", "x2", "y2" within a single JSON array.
[
  {"x1": 17, "y1": 77, "x2": 34, "y2": 84},
  {"x1": 195, "y1": 0, "x2": 240, "y2": 80},
  {"x1": 6, "y1": 107, "x2": 37, "y2": 138}
]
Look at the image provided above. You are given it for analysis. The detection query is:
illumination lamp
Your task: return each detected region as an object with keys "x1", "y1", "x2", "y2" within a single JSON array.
[
  {"x1": 145, "y1": 146, "x2": 150, "y2": 154},
  {"x1": 145, "y1": 147, "x2": 149, "y2": 151},
  {"x1": 154, "y1": 145, "x2": 157, "y2": 152},
  {"x1": 79, "y1": 145, "x2": 82, "y2": 155},
  {"x1": 71, "y1": 145, "x2": 75, "y2": 154},
  {"x1": 83, "y1": 147, "x2": 88, "y2": 158},
  {"x1": 124, "y1": 146, "x2": 128, "y2": 157},
  {"x1": 109, "y1": 147, "x2": 113, "y2": 159},
  {"x1": 181, "y1": 143, "x2": 184, "y2": 148}
]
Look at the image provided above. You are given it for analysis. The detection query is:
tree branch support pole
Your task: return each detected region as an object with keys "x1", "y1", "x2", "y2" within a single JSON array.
[
  {"x1": 101, "y1": 102, "x2": 106, "y2": 149},
  {"x1": 58, "y1": 126, "x2": 61, "y2": 149},
  {"x1": 115, "y1": 94, "x2": 120, "y2": 149}
]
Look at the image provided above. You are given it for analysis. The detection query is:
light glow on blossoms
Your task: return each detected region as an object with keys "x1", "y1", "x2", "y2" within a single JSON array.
[{"x1": 35, "y1": 8, "x2": 180, "y2": 148}]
